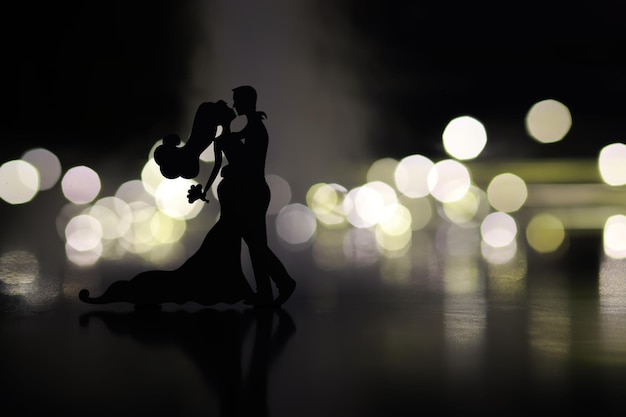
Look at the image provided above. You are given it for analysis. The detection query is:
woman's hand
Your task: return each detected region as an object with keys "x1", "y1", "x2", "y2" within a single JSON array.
[{"x1": 187, "y1": 184, "x2": 208, "y2": 204}]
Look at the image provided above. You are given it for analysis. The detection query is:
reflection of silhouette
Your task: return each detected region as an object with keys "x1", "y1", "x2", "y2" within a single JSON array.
[
  {"x1": 80, "y1": 86, "x2": 295, "y2": 308},
  {"x1": 79, "y1": 307, "x2": 296, "y2": 417}
]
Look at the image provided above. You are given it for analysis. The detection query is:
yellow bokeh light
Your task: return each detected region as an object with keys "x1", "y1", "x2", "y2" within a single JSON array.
[
  {"x1": 150, "y1": 211, "x2": 187, "y2": 243},
  {"x1": 398, "y1": 195, "x2": 433, "y2": 230},
  {"x1": 487, "y1": 173, "x2": 528, "y2": 213},
  {"x1": 155, "y1": 177, "x2": 203, "y2": 220},
  {"x1": 442, "y1": 115, "x2": 487, "y2": 160},
  {"x1": 526, "y1": 99, "x2": 572, "y2": 144},
  {"x1": 526, "y1": 213, "x2": 565, "y2": 254},
  {"x1": 367, "y1": 158, "x2": 399, "y2": 186},
  {"x1": 378, "y1": 203, "x2": 412, "y2": 236},
  {"x1": 598, "y1": 142, "x2": 626, "y2": 186},
  {"x1": 442, "y1": 185, "x2": 487, "y2": 224},
  {"x1": 306, "y1": 182, "x2": 348, "y2": 228}
]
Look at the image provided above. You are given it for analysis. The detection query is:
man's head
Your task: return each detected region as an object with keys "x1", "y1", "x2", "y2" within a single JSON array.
[{"x1": 232, "y1": 85, "x2": 257, "y2": 115}]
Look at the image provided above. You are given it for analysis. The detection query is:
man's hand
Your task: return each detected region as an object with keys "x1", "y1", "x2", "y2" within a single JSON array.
[{"x1": 187, "y1": 184, "x2": 209, "y2": 204}]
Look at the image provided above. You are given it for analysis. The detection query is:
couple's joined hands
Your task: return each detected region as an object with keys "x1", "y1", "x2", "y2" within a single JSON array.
[{"x1": 187, "y1": 184, "x2": 209, "y2": 204}]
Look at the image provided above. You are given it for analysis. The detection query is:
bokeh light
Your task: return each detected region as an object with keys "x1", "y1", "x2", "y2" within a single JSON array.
[
  {"x1": 394, "y1": 154, "x2": 434, "y2": 198},
  {"x1": 345, "y1": 181, "x2": 398, "y2": 228},
  {"x1": 487, "y1": 173, "x2": 528, "y2": 213},
  {"x1": 481, "y1": 212, "x2": 518, "y2": 248},
  {"x1": 276, "y1": 203, "x2": 317, "y2": 245},
  {"x1": 88, "y1": 196, "x2": 133, "y2": 240},
  {"x1": 603, "y1": 215, "x2": 626, "y2": 259},
  {"x1": 141, "y1": 158, "x2": 166, "y2": 196},
  {"x1": 481, "y1": 239, "x2": 518, "y2": 264},
  {"x1": 267, "y1": 174, "x2": 292, "y2": 215},
  {"x1": 398, "y1": 195, "x2": 433, "y2": 230},
  {"x1": 154, "y1": 177, "x2": 204, "y2": 220},
  {"x1": 61, "y1": 165, "x2": 101, "y2": 205},
  {"x1": 442, "y1": 185, "x2": 488, "y2": 225},
  {"x1": 65, "y1": 214, "x2": 103, "y2": 252},
  {"x1": 0, "y1": 159, "x2": 40, "y2": 204},
  {"x1": 598, "y1": 142, "x2": 626, "y2": 186},
  {"x1": 375, "y1": 204, "x2": 412, "y2": 253},
  {"x1": 21, "y1": 148, "x2": 62, "y2": 191},
  {"x1": 526, "y1": 99, "x2": 572, "y2": 144},
  {"x1": 442, "y1": 115, "x2": 487, "y2": 160},
  {"x1": 526, "y1": 213, "x2": 566, "y2": 254},
  {"x1": 306, "y1": 182, "x2": 348, "y2": 228},
  {"x1": 427, "y1": 159, "x2": 471, "y2": 203},
  {"x1": 367, "y1": 157, "x2": 399, "y2": 185},
  {"x1": 150, "y1": 211, "x2": 187, "y2": 243}
]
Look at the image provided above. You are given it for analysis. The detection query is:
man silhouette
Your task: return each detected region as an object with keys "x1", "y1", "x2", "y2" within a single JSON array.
[{"x1": 220, "y1": 85, "x2": 296, "y2": 307}]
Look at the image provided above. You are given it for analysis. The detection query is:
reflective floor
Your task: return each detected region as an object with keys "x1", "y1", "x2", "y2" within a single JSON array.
[{"x1": 2, "y1": 229, "x2": 626, "y2": 417}]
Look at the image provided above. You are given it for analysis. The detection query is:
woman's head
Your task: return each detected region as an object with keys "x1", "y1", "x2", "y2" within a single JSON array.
[{"x1": 214, "y1": 100, "x2": 236, "y2": 125}]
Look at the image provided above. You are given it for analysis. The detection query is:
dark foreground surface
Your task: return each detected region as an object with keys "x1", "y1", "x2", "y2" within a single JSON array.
[{"x1": 2, "y1": 236, "x2": 626, "y2": 417}]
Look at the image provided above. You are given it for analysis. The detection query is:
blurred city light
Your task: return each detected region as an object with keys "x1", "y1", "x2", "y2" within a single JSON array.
[
  {"x1": 61, "y1": 165, "x2": 101, "y2": 205},
  {"x1": 0, "y1": 159, "x2": 39, "y2": 204},
  {"x1": 526, "y1": 99, "x2": 572, "y2": 144},
  {"x1": 525, "y1": 213, "x2": 566, "y2": 254},
  {"x1": 21, "y1": 148, "x2": 61, "y2": 191},
  {"x1": 598, "y1": 142, "x2": 626, "y2": 186},
  {"x1": 487, "y1": 173, "x2": 528, "y2": 213},
  {"x1": 427, "y1": 159, "x2": 471, "y2": 203},
  {"x1": 442, "y1": 115, "x2": 487, "y2": 160}
]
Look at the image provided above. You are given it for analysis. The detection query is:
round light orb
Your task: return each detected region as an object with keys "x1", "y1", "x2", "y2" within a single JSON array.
[
  {"x1": 526, "y1": 99, "x2": 572, "y2": 144},
  {"x1": 442, "y1": 115, "x2": 487, "y2": 160}
]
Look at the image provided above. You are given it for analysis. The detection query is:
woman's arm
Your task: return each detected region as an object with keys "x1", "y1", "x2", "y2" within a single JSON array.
[{"x1": 203, "y1": 143, "x2": 223, "y2": 195}]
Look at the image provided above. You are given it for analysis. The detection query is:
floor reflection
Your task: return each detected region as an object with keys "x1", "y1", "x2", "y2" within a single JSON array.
[{"x1": 78, "y1": 307, "x2": 296, "y2": 417}]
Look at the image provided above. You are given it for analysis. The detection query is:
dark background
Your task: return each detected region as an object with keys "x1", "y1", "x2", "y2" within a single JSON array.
[{"x1": 3, "y1": 0, "x2": 626, "y2": 172}]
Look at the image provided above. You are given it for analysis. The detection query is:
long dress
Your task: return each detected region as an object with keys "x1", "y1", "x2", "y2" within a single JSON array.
[{"x1": 78, "y1": 164, "x2": 254, "y2": 307}]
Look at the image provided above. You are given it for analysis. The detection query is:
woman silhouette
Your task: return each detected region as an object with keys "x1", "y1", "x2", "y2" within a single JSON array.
[{"x1": 79, "y1": 100, "x2": 256, "y2": 307}]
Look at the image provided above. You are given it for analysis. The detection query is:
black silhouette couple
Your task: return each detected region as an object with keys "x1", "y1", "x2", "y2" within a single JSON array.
[{"x1": 80, "y1": 86, "x2": 296, "y2": 308}]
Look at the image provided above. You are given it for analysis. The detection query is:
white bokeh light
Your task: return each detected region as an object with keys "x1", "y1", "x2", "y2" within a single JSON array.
[
  {"x1": 155, "y1": 177, "x2": 204, "y2": 220},
  {"x1": 276, "y1": 203, "x2": 317, "y2": 245},
  {"x1": 427, "y1": 159, "x2": 471, "y2": 203},
  {"x1": 598, "y1": 143, "x2": 626, "y2": 186},
  {"x1": 0, "y1": 159, "x2": 40, "y2": 204},
  {"x1": 604, "y1": 215, "x2": 626, "y2": 259},
  {"x1": 394, "y1": 154, "x2": 434, "y2": 198},
  {"x1": 481, "y1": 212, "x2": 518, "y2": 248},
  {"x1": 21, "y1": 148, "x2": 62, "y2": 191},
  {"x1": 65, "y1": 214, "x2": 103, "y2": 252},
  {"x1": 442, "y1": 115, "x2": 487, "y2": 160},
  {"x1": 61, "y1": 165, "x2": 101, "y2": 204},
  {"x1": 526, "y1": 99, "x2": 572, "y2": 144},
  {"x1": 267, "y1": 174, "x2": 292, "y2": 215}
]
